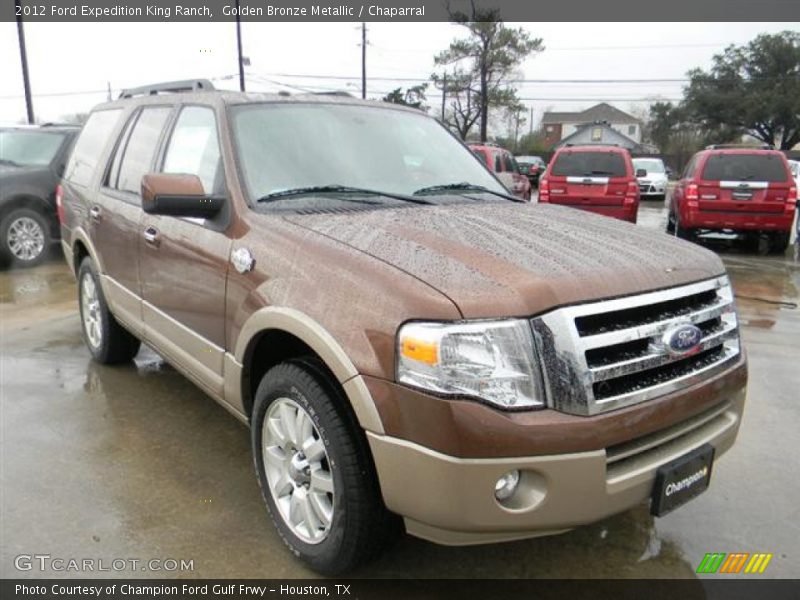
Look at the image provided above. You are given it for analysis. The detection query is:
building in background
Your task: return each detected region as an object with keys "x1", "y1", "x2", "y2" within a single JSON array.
[
  {"x1": 542, "y1": 103, "x2": 642, "y2": 147},
  {"x1": 552, "y1": 121, "x2": 658, "y2": 153}
]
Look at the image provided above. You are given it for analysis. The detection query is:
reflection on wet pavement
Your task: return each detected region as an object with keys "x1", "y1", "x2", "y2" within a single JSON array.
[{"x1": 1, "y1": 204, "x2": 798, "y2": 578}]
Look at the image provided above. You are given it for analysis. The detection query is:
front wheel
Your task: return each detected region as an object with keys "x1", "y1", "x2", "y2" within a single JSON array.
[
  {"x1": 0, "y1": 208, "x2": 50, "y2": 267},
  {"x1": 77, "y1": 257, "x2": 141, "y2": 364},
  {"x1": 252, "y1": 360, "x2": 397, "y2": 574}
]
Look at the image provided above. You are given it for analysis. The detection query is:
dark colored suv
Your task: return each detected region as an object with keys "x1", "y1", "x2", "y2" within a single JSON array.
[
  {"x1": 60, "y1": 80, "x2": 746, "y2": 574},
  {"x1": 539, "y1": 145, "x2": 640, "y2": 222},
  {"x1": 667, "y1": 147, "x2": 797, "y2": 253},
  {"x1": 0, "y1": 125, "x2": 79, "y2": 266}
]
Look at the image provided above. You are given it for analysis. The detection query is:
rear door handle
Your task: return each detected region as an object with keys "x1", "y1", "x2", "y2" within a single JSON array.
[
  {"x1": 89, "y1": 205, "x2": 101, "y2": 221},
  {"x1": 143, "y1": 226, "x2": 160, "y2": 246}
]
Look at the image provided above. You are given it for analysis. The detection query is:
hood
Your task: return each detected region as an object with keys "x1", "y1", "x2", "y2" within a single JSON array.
[
  {"x1": 283, "y1": 203, "x2": 726, "y2": 319},
  {"x1": 637, "y1": 172, "x2": 668, "y2": 183}
]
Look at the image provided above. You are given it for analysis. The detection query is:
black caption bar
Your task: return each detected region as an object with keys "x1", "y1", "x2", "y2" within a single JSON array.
[
  {"x1": 3, "y1": 579, "x2": 800, "y2": 600},
  {"x1": 1, "y1": 0, "x2": 799, "y2": 22}
]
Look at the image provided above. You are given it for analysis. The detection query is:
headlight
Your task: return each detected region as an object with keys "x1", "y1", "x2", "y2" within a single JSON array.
[{"x1": 396, "y1": 320, "x2": 545, "y2": 409}]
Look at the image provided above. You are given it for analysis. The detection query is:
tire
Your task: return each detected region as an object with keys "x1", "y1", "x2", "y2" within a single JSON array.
[
  {"x1": 77, "y1": 257, "x2": 141, "y2": 364},
  {"x1": 0, "y1": 207, "x2": 51, "y2": 268},
  {"x1": 666, "y1": 210, "x2": 676, "y2": 234},
  {"x1": 674, "y1": 215, "x2": 695, "y2": 242},
  {"x1": 770, "y1": 231, "x2": 790, "y2": 254},
  {"x1": 251, "y1": 360, "x2": 398, "y2": 574}
]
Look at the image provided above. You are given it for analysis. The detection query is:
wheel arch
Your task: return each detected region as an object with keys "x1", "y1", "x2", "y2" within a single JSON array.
[{"x1": 234, "y1": 307, "x2": 384, "y2": 435}]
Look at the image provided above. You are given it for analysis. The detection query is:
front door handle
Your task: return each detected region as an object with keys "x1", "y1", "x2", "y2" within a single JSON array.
[
  {"x1": 143, "y1": 226, "x2": 160, "y2": 246},
  {"x1": 89, "y1": 205, "x2": 101, "y2": 221}
]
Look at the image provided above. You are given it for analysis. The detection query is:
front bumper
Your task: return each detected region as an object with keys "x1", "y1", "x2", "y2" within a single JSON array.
[
  {"x1": 368, "y1": 389, "x2": 745, "y2": 546},
  {"x1": 638, "y1": 180, "x2": 667, "y2": 197}
]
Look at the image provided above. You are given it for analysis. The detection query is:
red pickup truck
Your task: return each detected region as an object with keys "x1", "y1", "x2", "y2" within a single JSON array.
[{"x1": 539, "y1": 145, "x2": 640, "y2": 223}]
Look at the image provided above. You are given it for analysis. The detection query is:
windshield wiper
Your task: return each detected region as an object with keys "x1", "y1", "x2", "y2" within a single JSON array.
[
  {"x1": 412, "y1": 182, "x2": 522, "y2": 202},
  {"x1": 255, "y1": 184, "x2": 432, "y2": 205},
  {"x1": 585, "y1": 170, "x2": 614, "y2": 176},
  {"x1": 0, "y1": 159, "x2": 20, "y2": 167}
]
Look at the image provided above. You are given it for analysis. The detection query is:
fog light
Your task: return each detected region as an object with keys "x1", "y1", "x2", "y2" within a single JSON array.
[{"x1": 494, "y1": 470, "x2": 520, "y2": 501}]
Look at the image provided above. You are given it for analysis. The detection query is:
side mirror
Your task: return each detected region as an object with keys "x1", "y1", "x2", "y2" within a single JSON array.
[
  {"x1": 635, "y1": 168, "x2": 647, "y2": 178},
  {"x1": 141, "y1": 173, "x2": 223, "y2": 218}
]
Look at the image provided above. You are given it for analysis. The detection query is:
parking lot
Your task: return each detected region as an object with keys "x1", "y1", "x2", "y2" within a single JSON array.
[{"x1": 1, "y1": 201, "x2": 798, "y2": 579}]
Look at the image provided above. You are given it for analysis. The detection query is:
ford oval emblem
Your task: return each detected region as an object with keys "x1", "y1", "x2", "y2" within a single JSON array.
[{"x1": 662, "y1": 323, "x2": 703, "y2": 356}]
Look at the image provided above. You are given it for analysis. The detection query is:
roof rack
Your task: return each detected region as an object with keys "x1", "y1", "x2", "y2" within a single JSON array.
[
  {"x1": 118, "y1": 79, "x2": 215, "y2": 99},
  {"x1": 705, "y1": 143, "x2": 773, "y2": 150}
]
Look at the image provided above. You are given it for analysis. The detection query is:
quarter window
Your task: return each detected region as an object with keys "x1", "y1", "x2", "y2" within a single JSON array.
[
  {"x1": 162, "y1": 106, "x2": 222, "y2": 194},
  {"x1": 116, "y1": 106, "x2": 172, "y2": 195},
  {"x1": 64, "y1": 109, "x2": 123, "y2": 187}
]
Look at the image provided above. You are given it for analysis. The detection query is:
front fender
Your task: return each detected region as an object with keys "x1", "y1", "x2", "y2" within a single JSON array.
[{"x1": 234, "y1": 306, "x2": 384, "y2": 433}]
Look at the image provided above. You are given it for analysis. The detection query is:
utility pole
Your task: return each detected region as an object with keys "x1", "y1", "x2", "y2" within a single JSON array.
[
  {"x1": 235, "y1": 0, "x2": 246, "y2": 91},
  {"x1": 529, "y1": 106, "x2": 534, "y2": 135},
  {"x1": 15, "y1": 0, "x2": 34, "y2": 124},
  {"x1": 361, "y1": 23, "x2": 367, "y2": 99},
  {"x1": 106, "y1": 81, "x2": 112, "y2": 102}
]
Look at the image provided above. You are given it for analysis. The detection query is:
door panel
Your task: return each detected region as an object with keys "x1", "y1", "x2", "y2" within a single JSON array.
[
  {"x1": 90, "y1": 193, "x2": 143, "y2": 332},
  {"x1": 139, "y1": 217, "x2": 231, "y2": 397}
]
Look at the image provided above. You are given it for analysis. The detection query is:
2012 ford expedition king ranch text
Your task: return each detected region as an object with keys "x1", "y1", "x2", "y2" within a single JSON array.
[{"x1": 59, "y1": 80, "x2": 747, "y2": 574}]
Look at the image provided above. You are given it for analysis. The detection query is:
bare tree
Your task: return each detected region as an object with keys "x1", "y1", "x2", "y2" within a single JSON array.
[{"x1": 435, "y1": 1, "x2": 543, "y2": 141}]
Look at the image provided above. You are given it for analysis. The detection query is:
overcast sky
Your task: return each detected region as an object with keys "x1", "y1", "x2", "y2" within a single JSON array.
[{"x1": 1, "y1": 21, "x2": 796, "y2": 131}]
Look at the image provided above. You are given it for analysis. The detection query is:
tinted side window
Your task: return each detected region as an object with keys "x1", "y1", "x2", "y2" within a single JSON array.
[
  {"x1": 117, "y1": 107, "x2": 172, "y2": 194},
  {"x1": 162, "y1": 107, "x2": 222, "y2": 194},
  {"x1": 682, "y1": 156, "x2": 698, "y2": 179},
  {"x1": 105, "y1": 113, "x2": 137, "y2": 189},
  {"x1": 64, "y1": 109, "x2": 123, "y2": 187},
  {"x1": 472, "y1": 150, "x2": 488, "y2": 166},
  {"x1": 551, "y1": 152, "x2": 627, "y2": 177},
  {"x1": 494, "y1": 153, "x2": 502, "y2": 172},
  {"x1": 701, "y1": 154, "x2": 789, "y2": 183}
]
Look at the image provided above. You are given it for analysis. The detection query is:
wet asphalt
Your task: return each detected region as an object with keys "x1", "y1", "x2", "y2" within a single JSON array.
[{"x1": 1, "y1": 202, "x2": 798, "y2": 579}]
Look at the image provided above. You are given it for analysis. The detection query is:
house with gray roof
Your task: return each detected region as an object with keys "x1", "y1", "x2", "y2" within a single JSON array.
[{"x1": 542, "y1": 103, "x2": 642, "y2": 148}]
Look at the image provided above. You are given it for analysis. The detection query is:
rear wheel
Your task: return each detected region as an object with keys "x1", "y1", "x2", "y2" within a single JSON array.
[
  {"x1": 770, "y1": 231, "x2": 790, "y2": 254},
  {"x1": 252, "y1": 360, "x2": 397, "y2": 574},
  {"x1": 665, "y1": 210, "x2": 676, "y2": 234},
  {"x1": 0, "y1": 208, "x2": 50, "y2": 268},
  {"x1": 674, "y1": 215, "x2": 695, "y2": 242},
  {"x1": 78, "y1": 257, "x2": 141, "y2": 364}
]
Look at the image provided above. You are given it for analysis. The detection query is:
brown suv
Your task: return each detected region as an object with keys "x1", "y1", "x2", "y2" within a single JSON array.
[{"x1": 60, "y1": 80, "x2": 747, "y2": 574}]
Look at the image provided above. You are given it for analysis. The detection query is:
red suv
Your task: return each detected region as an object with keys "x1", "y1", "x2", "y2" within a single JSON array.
[
  {"x1": 469, "y1": 143, "x2": 532, "y2": 201},
  {"x1": 539, "y1": 145, "x2": 640, "y2": 222},
  {"x1": 668, "y1": 147, "x2": 797, "y2": 253}
]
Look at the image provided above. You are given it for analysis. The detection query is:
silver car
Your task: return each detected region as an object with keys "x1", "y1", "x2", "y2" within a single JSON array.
[{"x1": 633, "y1": 157, "x2": 668, "y2": 201}]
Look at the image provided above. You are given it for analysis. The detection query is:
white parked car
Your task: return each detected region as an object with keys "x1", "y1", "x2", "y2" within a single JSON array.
[
  {"x1": 788, "y1": 159, "x2": 800, "y2": 190},
  {"x1": 633, "y1": 157, "x2": 669, "y2": 201}
]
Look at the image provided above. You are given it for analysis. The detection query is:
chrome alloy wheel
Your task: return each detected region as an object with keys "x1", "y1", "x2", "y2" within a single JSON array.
[
  {"x1": 262, "y1": 397, "x2": 334, "y2": 544},
  {"x1": 7, "y1": 216, "x2": 45, "y2": 261},
  {"x1": 80, "y1": 273, "x2": 102, "y2": 349}
]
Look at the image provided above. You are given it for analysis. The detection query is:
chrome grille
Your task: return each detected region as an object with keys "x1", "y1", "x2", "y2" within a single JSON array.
[{"x1": 531, "y1": 276, "x2": 740, "y2": 416}]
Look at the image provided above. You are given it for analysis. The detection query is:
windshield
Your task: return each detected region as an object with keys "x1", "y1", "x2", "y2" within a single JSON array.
[
  {"x1": 633, "y1": 158, "x2": 665, "y2": 174},
  {"x1": 0, "y1": 130, "x2": 66, "y2": 167},
  {"x1": 231, "y1": 103, "x2": 505, "y2": 204},
  {"x1": 701, "y1": 154, "x2": 789, "y2": 182},
  {"x1": 551, "y1": 151, "x2": 628, "y2": 177}
]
